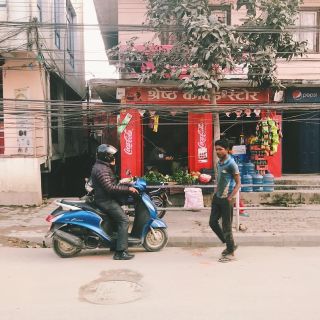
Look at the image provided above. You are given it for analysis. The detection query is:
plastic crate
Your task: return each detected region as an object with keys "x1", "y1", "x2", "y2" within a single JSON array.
[
  {"x1": 256, "y1": 164, "x2": 268, "y2": 171},
  {"x1": 250, "y1": 145, "x2": 262, "y2": 151},
  {"x1": 251, "y1": 155, "x2": 267, "y2": 161}
]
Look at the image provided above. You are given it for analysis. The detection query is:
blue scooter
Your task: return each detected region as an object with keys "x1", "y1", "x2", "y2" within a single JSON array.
[{"x1": 45, "y1": 178, "x2": 168, "y2": 258}]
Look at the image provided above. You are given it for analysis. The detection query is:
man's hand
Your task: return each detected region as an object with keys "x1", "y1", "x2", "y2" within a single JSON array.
[{"x1": 129, "y1": 187, "x2": 139, "y2": 194}]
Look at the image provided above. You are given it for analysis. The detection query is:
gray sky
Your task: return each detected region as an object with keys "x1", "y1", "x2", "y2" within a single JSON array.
[{"x1": 84, "y1": 0, "x2": 117, "y2": 80}]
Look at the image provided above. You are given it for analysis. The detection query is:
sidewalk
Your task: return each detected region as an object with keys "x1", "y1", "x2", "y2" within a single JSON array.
[{"x1": 0, "y1": 198, "x2": 320, "y2": 248}]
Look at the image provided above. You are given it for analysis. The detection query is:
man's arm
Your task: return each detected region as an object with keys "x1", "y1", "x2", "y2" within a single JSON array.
[
  {"x1": 227, "y1": 173, "x2": 241, "y2": 201},
  {"x1": 96, "y1": 167, "x2": 130, "y2": 194}
]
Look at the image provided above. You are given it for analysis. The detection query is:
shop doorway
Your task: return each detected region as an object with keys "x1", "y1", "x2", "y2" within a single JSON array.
[
  {"x1": 282, "y1": 111, "x2": 320, "y2": 173},
  {"x1": 143, "y1": 113, "x2": 188, "y2": 175},
  {"x1": 220, "y1": 113, "x2": 257, "y2": 149}
]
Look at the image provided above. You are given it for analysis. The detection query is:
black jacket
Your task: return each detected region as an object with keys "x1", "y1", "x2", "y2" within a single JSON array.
[{"x1": 91, "y1": 159, "x2": 130, "y2": 202}]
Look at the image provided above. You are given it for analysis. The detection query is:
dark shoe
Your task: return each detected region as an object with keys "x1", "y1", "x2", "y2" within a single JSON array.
[
  {"x1": 113, "y1": 251, "x2": 135, "y2": 260},
  {"x1": 221, "y1": 244, "x2": 238, "y2": 256}
]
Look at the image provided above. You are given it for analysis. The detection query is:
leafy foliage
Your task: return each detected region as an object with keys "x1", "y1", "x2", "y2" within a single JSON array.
[
  {"x1": 142, "y1": 170, "x2": 172, "y2": 184},
  {"x1": 172, "y1": 169, "x2": 198, "y2": 185},
  {"x1": 237, "y1": 0, "x2": 307, "y2": 88},
  {"x1": 108, "y1": 0, "x2": 307, "y2": 93},
  {"x1": 142, "y1": 169, "x2": 198, "y2": 185}
]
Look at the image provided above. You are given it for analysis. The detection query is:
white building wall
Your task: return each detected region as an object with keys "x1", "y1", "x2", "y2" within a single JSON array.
[
  {"x1": 118, "y1": 0, "x2": 158, "y2": 44},
  {"x1": 0, "y1": 0, "x2": 86, "y2": 205},
  {"x1": 3, "y1": 57, "x2": 48, "y2": 158},
  {"x1": 0, "y1": 158, "x2": 43, "y2": 205}
]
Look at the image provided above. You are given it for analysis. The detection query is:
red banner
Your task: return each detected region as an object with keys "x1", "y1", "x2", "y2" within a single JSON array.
[
  {"x1": 119, "y1": 109, "x2": 143, "y2": 178},
  {"x1": 125, "y1": 87, "x2": 269, "y2": 105},
  {"x1": 188, "y1": 113, "x2": 213, "y2": 172},
  {"x1": 265, "y1": 113, "x2": 282, "y2": 178}
]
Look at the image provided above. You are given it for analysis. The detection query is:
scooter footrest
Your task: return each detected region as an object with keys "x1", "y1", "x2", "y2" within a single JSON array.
[{"x1": 128, "y1": 236, "x2": 140, "y2": 245}]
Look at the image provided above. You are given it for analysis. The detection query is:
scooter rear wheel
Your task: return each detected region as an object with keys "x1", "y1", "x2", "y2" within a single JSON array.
[
  {"x1": 143, "y1": 228, "x2": 168, "y2": 252},
  {"x1": 52, "y1": 236, "x2": 81, "y2": 258}
]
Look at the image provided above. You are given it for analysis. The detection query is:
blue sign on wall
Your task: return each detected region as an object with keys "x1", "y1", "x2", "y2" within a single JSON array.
[{"x1": 286, "y1": 88, "x2": 320, "y2": 103}]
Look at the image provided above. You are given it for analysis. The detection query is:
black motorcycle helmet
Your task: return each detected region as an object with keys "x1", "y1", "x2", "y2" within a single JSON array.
[{"x1": 96, "y1": 144, "x2": 118, "y2": 163}]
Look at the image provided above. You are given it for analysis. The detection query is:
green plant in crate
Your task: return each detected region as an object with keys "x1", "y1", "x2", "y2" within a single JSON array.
[
  {"x1": 143, "y1": 171, "x2": 172, "y2": 184},
  {"x1": 172, "y1": 169, "x2": 198, "y2": 185}
]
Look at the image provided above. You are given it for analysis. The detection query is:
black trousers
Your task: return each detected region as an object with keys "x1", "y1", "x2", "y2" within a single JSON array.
[
  {"x1": 209, "y1": 195, "x2": 235, "y2": 252},
  {"x1": 95, "y1": 199, "x2": 129, "y2": 251}
]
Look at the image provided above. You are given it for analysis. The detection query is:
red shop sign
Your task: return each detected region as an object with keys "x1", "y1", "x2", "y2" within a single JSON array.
[{"x1": 125, "y1": 87, "x2": 269, "y2": 105}]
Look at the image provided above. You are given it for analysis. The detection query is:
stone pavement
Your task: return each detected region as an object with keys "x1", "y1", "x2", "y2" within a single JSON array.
[{"x1": 0, "y1": 198, "x2": 320, "y2": 248}]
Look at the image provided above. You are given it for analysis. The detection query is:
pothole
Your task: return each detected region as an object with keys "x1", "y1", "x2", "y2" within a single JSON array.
[{"x1": 79, "y1": 269, "x2": 143, "y2": 305}]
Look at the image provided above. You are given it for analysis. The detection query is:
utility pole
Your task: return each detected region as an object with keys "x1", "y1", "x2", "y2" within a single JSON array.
[{"x1": 86, "y1": 84, "x2": 91, "y2": 155}]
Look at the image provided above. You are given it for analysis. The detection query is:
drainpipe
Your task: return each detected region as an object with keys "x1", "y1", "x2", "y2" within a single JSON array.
[
  {"x1": 86, "y1": 84, "x2": 91, "y2": 154},
  {"x1": 43, "y1": 69, "x2": 52, "y2": 173}
]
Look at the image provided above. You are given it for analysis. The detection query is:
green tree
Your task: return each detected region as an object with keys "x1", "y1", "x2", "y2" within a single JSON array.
[{"x1": 108, "y1": 0, "x2": 306, "y2": 166}]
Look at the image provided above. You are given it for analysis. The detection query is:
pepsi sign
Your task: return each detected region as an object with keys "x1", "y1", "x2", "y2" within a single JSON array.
[{"x1": 286, "y1": 88, "x2": 320, "y2": 103}]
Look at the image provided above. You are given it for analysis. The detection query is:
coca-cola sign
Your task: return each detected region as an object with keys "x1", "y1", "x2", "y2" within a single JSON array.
[
  {"x1": 123, "y1": 129, "x2": 133, "y2": 155},
  {"x1": 197, "y1": 122, "x2": 208, "y2": 162},
  {"x1": 197, "y1": 122, "x2": 206, "y2": 148}
]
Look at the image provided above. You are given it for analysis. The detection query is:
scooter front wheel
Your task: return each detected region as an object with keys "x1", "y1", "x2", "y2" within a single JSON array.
[
  {"x1": 52, "y1": 236, "x2": 81, "y2": 258},
  {"x1": 143, "y1": 228, "x2": 168, "y2": 252}
]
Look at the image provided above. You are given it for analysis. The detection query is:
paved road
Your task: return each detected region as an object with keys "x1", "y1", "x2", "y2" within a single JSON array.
[{"x1": 1, "y1": 247, "x2": 319, "y2": 320}]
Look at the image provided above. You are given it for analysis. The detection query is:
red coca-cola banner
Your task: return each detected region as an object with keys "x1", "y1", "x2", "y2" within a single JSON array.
[
  {"x1": 188, "y1": 113, "x2": 213, "y2": 172},
  {"x1": 119, "y1": 109, "x2": 143, "y2": 178},
  {"x1": 125, "y1": 87, "x2": 269, "y2": 105}
]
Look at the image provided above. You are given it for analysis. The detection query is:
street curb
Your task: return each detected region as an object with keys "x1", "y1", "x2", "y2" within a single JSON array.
[
  {"x1": 168, "y1": 234, "x2": 320, "y2": 247},
  {"x1": 4, "y1": 233, "x2": 320, "y2": 248}
]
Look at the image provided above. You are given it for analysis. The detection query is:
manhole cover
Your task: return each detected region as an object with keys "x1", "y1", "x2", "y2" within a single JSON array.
[{"x1": 80, "y1": 280, "x2": 143, "y2": 305}]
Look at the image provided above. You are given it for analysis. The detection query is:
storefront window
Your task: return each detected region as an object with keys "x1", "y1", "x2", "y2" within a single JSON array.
[
  {"x1": 159, "y1": 5, "x2": 231, "y2": 44},
  {"x1": 37, "y1": 0, "x2": 42, "y2": 22},
  {"x1": 67, "y1": 0, "x2": 76, "y2": 68},
  {"x1": 143, "y1": 113, "x2": 188, "y2": 176},
  {"x1": 209, "y1": 5, "x2": 231, "y2": 25}
]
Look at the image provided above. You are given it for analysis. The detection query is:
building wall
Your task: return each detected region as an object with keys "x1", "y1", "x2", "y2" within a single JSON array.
[
  {"x1": 0, "y1": 0, "x2": 86, "y2": 204},
  {"x1": 0, "y1": 158, "x2": 43, "y2": 205},
  {"x1": 0, "y1": 0, "x2": 85, "y2": 97},
  {"x1": 118, "y1": 0, "x2": 158, "y2": 44},
  {"x1": 116, "y1": 0, "x2": 320, "y2": 82},
  {"x1": 37, "y1": 0, "x2": 86, "y2": 97},
  {"x1": 3, "y1": 57, "x2": 48, "y2": 158}
]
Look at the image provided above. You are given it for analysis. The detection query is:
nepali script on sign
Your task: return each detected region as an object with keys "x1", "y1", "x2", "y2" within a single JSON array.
[{"x1": 147, "y1": 88, "x2": 263, "y2": 103}]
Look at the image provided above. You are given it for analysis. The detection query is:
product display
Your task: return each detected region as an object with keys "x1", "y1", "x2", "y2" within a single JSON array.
[{"x1": 255, "y1": 117, "x2": 282, "y2": 156}]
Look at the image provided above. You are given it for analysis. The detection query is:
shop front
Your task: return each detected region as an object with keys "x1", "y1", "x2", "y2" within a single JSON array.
[
  {"x1": 284, "y1": 87, "x2": 320, "y2": 173},
  {"x1": 117, "y1": 87, "x2": 282, "y2": 179}
]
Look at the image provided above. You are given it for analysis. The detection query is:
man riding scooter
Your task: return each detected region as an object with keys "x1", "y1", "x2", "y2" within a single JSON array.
[{"x1": 91, "y1": 144, "x2": 139, "y2": 260}]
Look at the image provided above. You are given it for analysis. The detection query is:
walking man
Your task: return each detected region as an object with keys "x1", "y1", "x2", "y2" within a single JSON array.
[{"x1": 209, "y1": 139, "x2": 241, "y2": 262}]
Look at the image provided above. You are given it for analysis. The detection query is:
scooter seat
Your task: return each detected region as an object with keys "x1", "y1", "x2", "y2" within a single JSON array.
[{"x1": 60, "y1": 199, "x2": 104, "y2": 215}]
